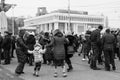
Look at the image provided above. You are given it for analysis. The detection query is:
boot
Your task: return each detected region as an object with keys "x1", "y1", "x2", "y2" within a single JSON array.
[
  {"x1": 67, "y1": 64, "x2": 73, "y2": 72},
  {"x1": 54, "y1": 68, "x2": 58, "y2": 77},
  {"x1": 62, "y1": 66, "x2": 67, "y2": 77},
  {"x1": 33, "y1": 70, "x2": 36, "y2": 76},
  {"x1": 35, "y1": 70, "x2": 39, "y2": 77}
]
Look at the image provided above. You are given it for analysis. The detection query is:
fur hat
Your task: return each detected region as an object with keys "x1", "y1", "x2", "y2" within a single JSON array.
[{"x1": 53, "y1": 29, "x2": 61, "y2": 36}]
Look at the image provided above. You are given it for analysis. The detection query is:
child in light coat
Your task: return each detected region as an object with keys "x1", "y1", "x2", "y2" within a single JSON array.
[{"x1": 28, "y1": 40, "x2": 46, "y2": 77}]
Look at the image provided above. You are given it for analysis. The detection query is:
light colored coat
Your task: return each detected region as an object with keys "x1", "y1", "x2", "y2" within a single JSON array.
[{"x1": 28, "y1": 42, "x2": 46, "y2": 62}]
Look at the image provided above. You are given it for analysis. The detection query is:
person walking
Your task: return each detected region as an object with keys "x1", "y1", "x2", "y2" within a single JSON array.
[
  {"x1": 90, "y1": 25, "x2": 103, "y2": 70},
  {"x1": 102, "y1": 29, "x2": 116, "y2": 71}
]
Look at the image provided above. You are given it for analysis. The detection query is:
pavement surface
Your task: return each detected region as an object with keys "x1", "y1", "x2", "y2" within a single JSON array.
[{"x1": 1, "y1": 53, "x2": 120, "y2": 80}]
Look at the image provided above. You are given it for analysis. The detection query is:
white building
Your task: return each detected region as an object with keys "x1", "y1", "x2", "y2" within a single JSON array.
[{"x1": 24, "y1": 9, "x2": 107, "y2": 34}]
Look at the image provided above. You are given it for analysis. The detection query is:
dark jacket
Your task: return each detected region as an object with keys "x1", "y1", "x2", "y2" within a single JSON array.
[
  {"x1": 16, "y1": 36, "x2": 28, "y2": 63},
  {"x1": 90, "y1": 29, "x2": 101, "y2": 47},
  {"x1": 2, "y1": 35, "x2": 11, "y2": 50},
  {"x1": 65, "y1": 35, "x2": 76, "y2": 58},
  {"x1": 102, "y1": 33, "x2": 115, "y2": 50},
  {"x1": 26, "y1": 35, "x2": 36, "y2": 50},
  {"x1": 47, "y1": 32, "x2": 67, "y2": 60},
  {"x1": 0, "y1": 35, "x2": 3, "y2": 49}
]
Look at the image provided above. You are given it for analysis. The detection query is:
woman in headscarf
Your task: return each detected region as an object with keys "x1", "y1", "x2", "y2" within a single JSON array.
[{"x1": 46, "y1": 29, "x2": 68, "y2": 77}]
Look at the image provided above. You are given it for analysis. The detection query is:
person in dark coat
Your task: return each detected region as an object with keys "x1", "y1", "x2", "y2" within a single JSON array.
[
  {"x1": 2, "y1": 31, "x2": 12, "y2": 65},
  {"x1": 83, "y1": 30, "x2": 91, "y2": 61},
  {"x1": 15, "y1": 30, "x2": 28, "y2": 75},
  {"x1": 90, "y1": 25, "x2": 103, "y2": 70},
  {"x1": 11, "y1": 36, "x2": 16, "y2": 58},
  {"x1": 39, "y1": 32, "x2": 50, "y2": 64},
  {"x1": 46, "y1": 29, "x2": 68, "y2": 77},
  {"x1": 102, "y1": 29, "x2": 116, "y2": 71},
  {"x1": 26, "y1": 33, "x2": 36, "y2": 66},
  {"x1": 44, "y1": 32, "x2": 53, "y2": 65},
  {"x1": 0, "y1": 32, "x2": 3, "y2": 64},
  {"x1": 65, "y1": 32, "x2": 76, "y2": 72},
  {"x1": 117, "y1": 32, "x2": 120, "y2": 60}
]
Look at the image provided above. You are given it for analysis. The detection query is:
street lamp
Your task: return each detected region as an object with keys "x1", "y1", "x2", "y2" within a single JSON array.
[{"x1": 11, "y1": 4, "x2": 16, "y2": 36}]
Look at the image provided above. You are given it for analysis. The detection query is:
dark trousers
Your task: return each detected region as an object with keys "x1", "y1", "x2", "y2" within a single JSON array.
[
  {"x1": 65, "y1": 54, "x2": 73, "y2": 69},
  {"x1": 118, "y1": 47, "x2": 120, "y2": 60},
  {"x1": 104, "y1": 49, "x2": 115, "y2": 70},
  {"x1": 4, "y1": 50, "x2": 11, "y2": 64},
  {"x1": 15, "y1": 62, "x2": 25, "y2": 73},
  {"x1": 34, "y1": 62, "x2": 41, "y2": 71},
  {"x1": 90, "y1": 45, "x2": 99, "y2": 69},
  {"x1": 98, "y1": 49, "x2": 103, "y2": 64},
  {"x1": 11, "y1": 48, "x2": 15, "y2": 58},
  {"x1": 0, "y1": 48, "x2": 2, "y2": 64},
  {"x1": 43, "y1": 54, "x2": 46, "y2": 64},
  {"x1": 28, "y1": 54, "x2": 34, "y2": 65}
]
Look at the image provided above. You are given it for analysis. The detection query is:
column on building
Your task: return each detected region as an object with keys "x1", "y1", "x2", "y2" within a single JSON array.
[
  {"x1": 84, "y1": 24, "x2": 87, "y2": 32},
  {"x1": 54, "y1": 22, "x2": 59, "y2": 30},
  {"x1": 73, "y1": 23, "x2": 77, "y2": 34},
  {"x1": 73, "y1": 23, "x2": 75, "y2": 34},
  {"x1": 65, "y1": 23, "x2": 68, "y2": 34},
  {"x1": 49, "y1": 23, "x2": 52, "y2": 32},
  {"x1": 44, "y1": 24, "x2": 47, "y2": 32}
]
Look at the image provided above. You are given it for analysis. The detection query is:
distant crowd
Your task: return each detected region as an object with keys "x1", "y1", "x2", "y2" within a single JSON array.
[{"x1": 0, "y1": 25, "x2": 120, "y2": 78}]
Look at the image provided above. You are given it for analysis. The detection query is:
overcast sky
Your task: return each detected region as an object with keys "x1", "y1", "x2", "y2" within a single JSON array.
[{"x1": 5, "y1": 0, "x2": 120, "y2": 28}]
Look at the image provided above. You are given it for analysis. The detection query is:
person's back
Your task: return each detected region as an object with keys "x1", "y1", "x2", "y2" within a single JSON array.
[
  {"x1": 102, "y1": 33, "x2": 115, "y2": 50},
  {"x1": 90, "y1": 29, "x2": 100, "y2": 44},
  {"x1": 2, "y1": 34, "x2": 11, "y2": 50},
  {"x1": 54, "y1": 33, "x2": 66, "y2": 58}
]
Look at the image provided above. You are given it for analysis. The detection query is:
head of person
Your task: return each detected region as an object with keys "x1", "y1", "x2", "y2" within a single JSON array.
[
  {"x1": 53, "y1": 29, "x2": 63, "y2": 37},
  {"x1": 106, "y1": 29, "x2": 110, "y2": 34},
  {"x1": 4, "y1": 31, "x2": 9, "y2": 36},
  {"x1": 44, "y1": 32, "x2": 49, "y2": 38},
  {"x1": 98, "y1": 25, "x2": 103, "y2": 31},
  {"x1": 18, "y1": 29, "x2": 26, "y2": 38}
]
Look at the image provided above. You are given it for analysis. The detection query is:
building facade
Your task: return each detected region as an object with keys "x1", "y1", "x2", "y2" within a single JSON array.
[{"x1": 24, "y1": 10, "x2": 107, "y2": 34}]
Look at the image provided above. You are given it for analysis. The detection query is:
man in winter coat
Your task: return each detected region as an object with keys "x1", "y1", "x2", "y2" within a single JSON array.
[
  {"x1": 117, "y1": 32, "x2": 120, "y2": 60},
  {"x1": 102, "y1": 29, "x2": 116, "y2": 71},
  {"x1": 2, "y1": 31, "x2": 12, "y2": 65},
  {"x1": 90, "y1": 25, "x2": 103, "y2": 70}
]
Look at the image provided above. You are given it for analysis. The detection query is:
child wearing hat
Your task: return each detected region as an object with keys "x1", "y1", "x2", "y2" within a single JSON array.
[{"x1": 28, "y1": 40, "x2": 46, "y2": 77}]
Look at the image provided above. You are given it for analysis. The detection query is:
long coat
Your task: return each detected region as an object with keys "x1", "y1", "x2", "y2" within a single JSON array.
[
  {"x1": 26, "y1": 35, "x2": 36, "y2": 50},
  {"x1": 47, "y1": 35, "x2": 67, "y2": 60},
  {"x1": 16, "y1": 37, "x2": 28, "y2": 63}
]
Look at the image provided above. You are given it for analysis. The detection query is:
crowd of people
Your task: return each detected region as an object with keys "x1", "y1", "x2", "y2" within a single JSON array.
[{"x1": 0, "y1": 25, "x2": 120, "y2": 78}]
